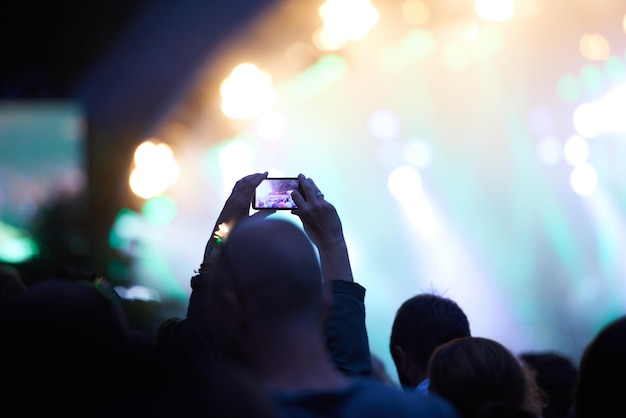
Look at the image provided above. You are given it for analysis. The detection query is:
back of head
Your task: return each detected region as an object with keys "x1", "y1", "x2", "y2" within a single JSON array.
[
  {"x1": 211, "y1": 217, "x2": 324, "y2": 327},
  {"x1": 574, "y1": 315, "x2": 626, "y2": 418},
  {"x1": 0, "y1": 277, "x2": 136, "y2": 417},
  {"x1": 519, "y1": 351, "x2": 578, "y2": 418},
  {"x1": 428, "y1": 336, "x2": 539, "y2": 418},
  {"x1": 390, "y1": 293, "x2": 470, "y2": 386}
]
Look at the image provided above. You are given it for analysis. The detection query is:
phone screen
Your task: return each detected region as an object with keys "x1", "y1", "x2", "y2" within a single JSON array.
[{"x1": 253, "y1": 178, "x2": 299, "y2": 210}]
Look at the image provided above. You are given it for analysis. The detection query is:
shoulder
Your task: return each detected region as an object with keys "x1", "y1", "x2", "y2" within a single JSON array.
[
  {"x1": 270, "y1": 378, "x2": 460, "y2": 418},
  {"x1": 341, "y1": 377, "x2": 461, "y2": 418}
]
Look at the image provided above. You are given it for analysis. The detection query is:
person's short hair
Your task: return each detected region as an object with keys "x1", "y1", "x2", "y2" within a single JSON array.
[
  {"x1": 211, "y1": 217, "x2": 324, "y2": 323},
  {"x1": 574, "y1": 315, "x2": 626, "y2": 418},
  {"x1": 519, "y1": 351, "x2": 578, "y2": 418},
  {"x1": 428, "y1": 336, "x2": 540, "y2": 418},
  {"x1": 390, "y1": 293, "x2": 470, "y2": 371}
]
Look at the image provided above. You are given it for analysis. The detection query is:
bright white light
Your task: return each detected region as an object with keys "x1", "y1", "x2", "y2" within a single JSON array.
[
  {"x1": 129, "y1": 141, "x2": 180, "y2": 199},
  {"x1": 114, "y1": 285, "x2": 161, "y2": 302},
  {"x1": 563, "y1": 135, "x2": 589, "y2": 166},
  {"x1": 312, "y1": 28, "x2": 348, "y2": 51},
  {"x1": 404, "y1": 139, "x2": 432, "y2": 168},
  {"x1": 475, "y1": 0, "x2": 514, "y2": 22},
  {"x1": 535, "y1": 136, "x2": 561, "y2": 166},
  {"x1": 368, "y1": 109, "x2": 401, "y2": 141},
  {"x1": 319, "y1": 0, "x2": 379, "y2": 43},
  {"x1": 255, "y1": 111, "x2": 287, "y2": 141},
  {"x1": 388, "y1": 165, "x2": 423, "y2": 204},
  {"x1": 220, "y1": 63, "x2": 276, "y2": 119},
  {"x1": 595, "y1": 83, "x2": 626, "y2": 133},
  {"x1": 573, "y1": 84, "x2": 626, "y2": 138},
  {"x1": 570, "y1": 163, "x2": 598, "y2": 196},
  {"x1": 572, "y1": 103, "x2": 601, "y2": 138}
]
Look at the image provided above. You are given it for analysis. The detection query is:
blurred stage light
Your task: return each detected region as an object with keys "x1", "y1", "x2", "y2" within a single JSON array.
[
  {"x1": 563, "y1": 135, "x2": 589, "y2": 166},
  {"x1": 220, "y1": 63, "x2": 276, "y2": 119},
  {"x1": 388, "y1": 165, "x2": 423, "y2": 203},
  {"x1": 402, "y1": 0, "x2": 431, "y2": 26},
  {"x1": 535, "y1": 135, "x2": 561, "y2": 166},
  {"x1": 474, "y1": 0, "x2": 514, "y2": 22},
  {"x1": 404, "y1": 138, "x2": 432, "y2": 169},
  {"x1": 579, "y1": 34, "x2": 611, "y2": 61},
  {"x1": 580, "y1": 63, "x2": 604, "y2": 93},
  {"x1": 570, "y1": 163, "x2": 598, "y2": 196},
  {"x1": 114, "y1": 285, "x2": 161, "y2": 302},
  {"x1": 141, "y1": 195, "x2": 178, "y2": 226},
  {"x1": 0, "y1": 222, "x2": 39, "y2": 263},
  {"x1": 557, "y1": 74, "x2": 581, "y2": 103},
  {"x1": 573, "y1": 83, "x2": 626, "y2": 138},
  {"x1": 109, "y1": 208, "x2": 143, "y2": 252},
  {"x1": 368, "y1": 109, "x2": 401, "y2": 141},
  {"x1": 129, "y1": 140, "x2": 180, "y2": 199},
  {"x1": 255, "y1": 111, "x2": 287, "y2": 141},
  {"x1": 318, "y1": 0, "x2": 379, "y2": 44}
]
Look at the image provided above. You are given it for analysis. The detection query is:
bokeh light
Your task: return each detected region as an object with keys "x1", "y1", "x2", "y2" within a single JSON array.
[
  {"x1": 474, "y1": 0, "x2": 515, "y2": 22},
  {"x1": 570, "y1": 163, "x2": 598, "y2": 196},
  {"x1": 563, "y1": 135, "x2": 589, "y2": 166},
  {"x1": 318, "y1": 0, "x2": 379, "y2": 44},
  {"x1": 535, "y1": 136, "x2": 561, "y2": 166},
  {"x1": 141, "y1": 195, "x2": 178, "y2": 226},
  {"x1": 129, "y1": 141, "x2": 180, "y2": 199},
  {"x1": 404, "y1": 139, "x2": 432, "y2": 169},
  {"x1": 388, "y1": 165, "x2": 423, "y2": 203},
  {"x1": 255, "y1": 111, "x2": 287, "y2": 141},
  {"x1": 401, "y1": 0, "x2": 431, "y2": 26},
  {"x1": 220, "y1": 63, "x2": 277, "y2": 119},
  {"x1": 579, "y1": 34, "x2": 611, "y2": 61},
  {"x1": 368, "y1": 109, "x2": 402, "y2": 141}
]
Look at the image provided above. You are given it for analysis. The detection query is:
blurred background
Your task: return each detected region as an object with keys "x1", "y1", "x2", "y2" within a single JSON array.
[{"x1": 2, "y1": 0, "x2": 626, "y2": 382}]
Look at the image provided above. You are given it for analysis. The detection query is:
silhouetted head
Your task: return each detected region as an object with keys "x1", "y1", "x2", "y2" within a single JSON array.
[
  {"x1": 389, "y1": 293, "x2": 470, "y2": 387},
  {"x1": 428, "y1": 336, "x2": 540, "y2": 418},
  {"x1": 573, "y1": 315, "x2": 626, "y2": 418},
  {"x1": 208, "y1": 217, "x2": 324, "y2": 362},
  {"x1": 519, "y1": 351, "x2": 578, "y2": 418}
]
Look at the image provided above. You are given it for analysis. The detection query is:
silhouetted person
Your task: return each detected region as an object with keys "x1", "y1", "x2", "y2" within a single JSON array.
[
  {"x1": 389, "y1": 293, "x2": 471, "y2": 391},
  {"x1": 164, "y1": 172, "x2": 460, "y2": 417},
  {"x1": 519, "y1": 351, "x2": 578, "y2": 418},
  {"x1": 427, "y1": 336, "x2": 543, "y2": 418},
  {"x1": 570, "y1": 315, "x2": 626, "y2": 418}
]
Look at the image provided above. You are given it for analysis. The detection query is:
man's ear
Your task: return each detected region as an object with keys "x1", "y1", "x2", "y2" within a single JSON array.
[
  {"x1": 391, "y1": 344, "x2": 408, "y2": 372},
  {"x1": 391, "y1": 345, "x2": 417, "y2": 387}
]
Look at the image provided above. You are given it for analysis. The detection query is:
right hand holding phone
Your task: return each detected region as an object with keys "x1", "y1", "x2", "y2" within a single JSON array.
[{"x1": 290, "y1": 174, "x2": 345, "y2": 251}]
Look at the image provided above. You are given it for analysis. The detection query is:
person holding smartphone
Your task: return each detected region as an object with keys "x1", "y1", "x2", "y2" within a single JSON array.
[{"x1": 156, "y1": 172, "x2": 460, "y2": 417}]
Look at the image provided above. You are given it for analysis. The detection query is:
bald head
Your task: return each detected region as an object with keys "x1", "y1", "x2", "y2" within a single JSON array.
[{"x1": 211, "y1": 218, "x2": 324, "y2": 324}]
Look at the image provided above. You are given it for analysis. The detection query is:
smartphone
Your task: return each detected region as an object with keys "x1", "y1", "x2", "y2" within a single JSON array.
[{"x1": 253, "y1": 177, "x2": 300, "y2": 210}]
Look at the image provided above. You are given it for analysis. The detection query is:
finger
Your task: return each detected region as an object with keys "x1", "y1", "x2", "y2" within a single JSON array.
[
  {"x1": 297, "y1": 174, "x2": 321, "y2": 201},
  {"x1": 233, "y1": 172, "x2": 268, "y2": 195}
]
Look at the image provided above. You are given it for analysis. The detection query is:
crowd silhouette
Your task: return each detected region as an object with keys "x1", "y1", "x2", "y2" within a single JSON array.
[{"x1": 2, "y1": 171, "x2": 623, "y2": 418}]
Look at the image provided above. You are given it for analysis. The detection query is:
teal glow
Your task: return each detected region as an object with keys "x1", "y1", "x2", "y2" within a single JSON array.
[
  {"x1": 142, "y1": 195, "x2": 178, "y2": 226},
  {"x1": 580, "y1": 64, "x2": 604, "y2": 93},
  {"x1": 557, "y1": 74, "x2": 580, "y2": 102},
  {"x1": 0, "y1": 236, "x2": 39, "y2": 263},
  {"x1": 604, "y1": 55, "x2": 625, "y2": 82},
  {"x1": 403, "y1": 29, "x2": 436, "y2": 59},
  {"x1": 109, "y1": 208, "x2": 142, "y2": 251},
  {"x1": 279, "y1": 54, "x2": 348, "y2": 101}
]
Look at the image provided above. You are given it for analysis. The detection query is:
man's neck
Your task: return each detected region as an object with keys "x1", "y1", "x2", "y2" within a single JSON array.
[{"x1": 251, "y1": 330, "x2": 351, "y2": 393}]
